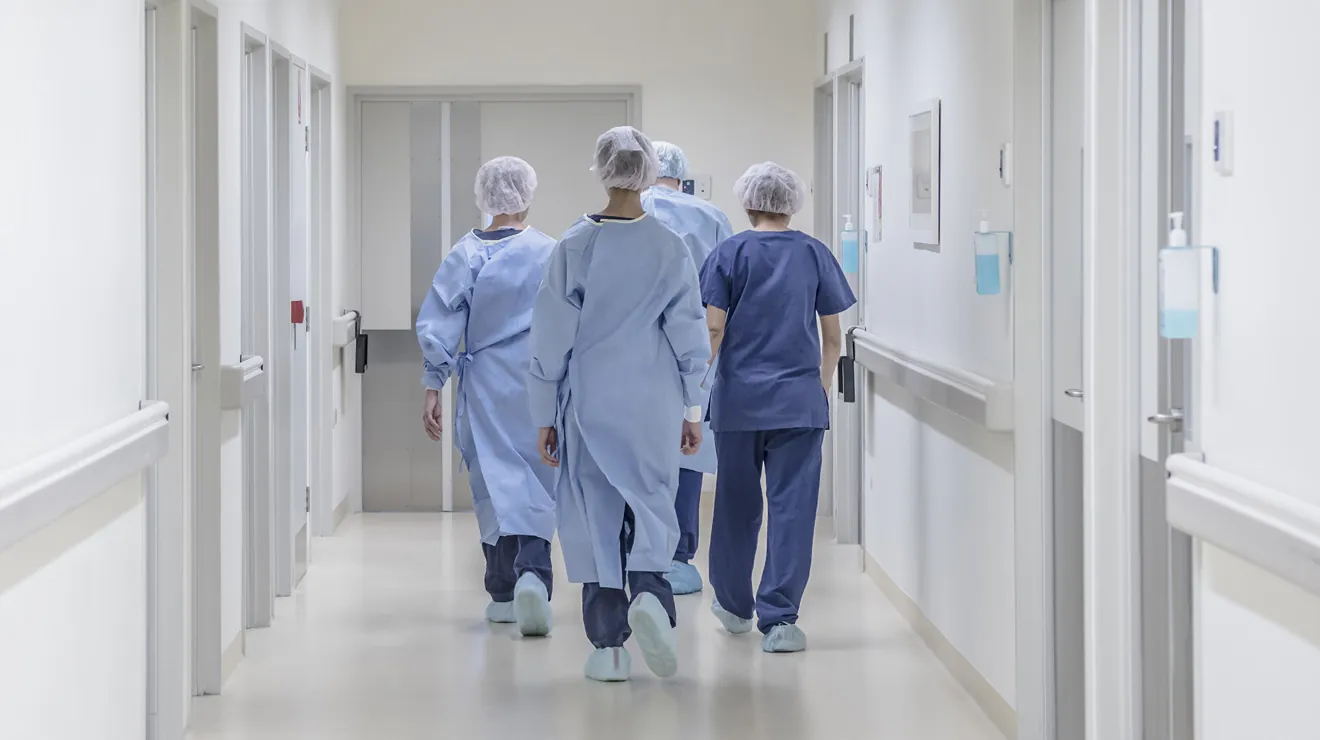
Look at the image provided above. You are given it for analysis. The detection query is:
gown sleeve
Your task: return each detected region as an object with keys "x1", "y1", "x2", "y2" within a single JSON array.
[
  {"x1": 661, "y1": 246, "x2": 712, "y2": 409},
  {"x1": 526, "y1": 241, "x2": 581, "y2": 428},
  {"x1": 415, "y1": 244, "x2": 474, "y2": 390}
]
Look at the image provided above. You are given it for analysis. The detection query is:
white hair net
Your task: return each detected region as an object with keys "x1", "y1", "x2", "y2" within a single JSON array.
[
  {"x1": 593, "y1": 126, "x2": 660, "y2": 191},
  {"x1": 653, "y1": 141, "x2": 689, "y2": 181},
  {"x1": 474, "y1": 156, "x2": 537, "y2": 215},
  {"x1": 734, "y1": 162, "x2": 807, "y2": 216}
]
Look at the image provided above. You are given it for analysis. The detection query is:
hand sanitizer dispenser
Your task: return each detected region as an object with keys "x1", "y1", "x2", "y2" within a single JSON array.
[
  {"x1": 1159, "y1": 212, "x2": 1198, "y2": 338},
  {"x1": 974, "y1": 211, "x2": 1002, "y2": 295},
  {"x1": 841, "y1": 215, "x2": 859, "y2": 274}
]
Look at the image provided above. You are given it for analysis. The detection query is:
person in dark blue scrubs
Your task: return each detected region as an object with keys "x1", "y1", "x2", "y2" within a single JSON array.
[{"x1": 699, "y1": 162, "x2": 856, "y2": 654}]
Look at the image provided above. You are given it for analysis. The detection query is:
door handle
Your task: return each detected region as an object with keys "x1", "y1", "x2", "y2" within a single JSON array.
[
  {"x1": 1148, "y1": 408, "x2": 1185, "y2": 431},
  {"x1": 191, "y1": 363, "x2": 205, "y2": 372},
  {"x1": 1064, "y1": 389, "x2": 1084, "y2": 399}
]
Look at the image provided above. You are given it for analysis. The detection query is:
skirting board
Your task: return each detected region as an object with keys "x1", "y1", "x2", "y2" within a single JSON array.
[
  {"x1": 220, "y1": 629, "x2": 245, "y2": 686},
  {"x1": 864, "y1": 552, "x2": 1016, "y2": 738},
  {"x1": 331, "y1": 496, "x2": 350, "y2": 533}
]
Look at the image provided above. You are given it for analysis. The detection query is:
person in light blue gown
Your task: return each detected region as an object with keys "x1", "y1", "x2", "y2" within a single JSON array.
[
  {"x1": 417, "y1": 156, "x2": 558, "y2": 638},
  {"x1": 527, "y1": 127, "x2": 710, "y2": 682},
  {"x1": 641, "y1": 141, "x2": 734, "y2": 596}
]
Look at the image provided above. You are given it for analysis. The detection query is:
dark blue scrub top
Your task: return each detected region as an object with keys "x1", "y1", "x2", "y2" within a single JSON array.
[
  {"x1": 473, "y1": 227, "x2": 523, "y2": 241},
  {"x1": 700, "y1": 229, "x2": 856, "y2": 432}
]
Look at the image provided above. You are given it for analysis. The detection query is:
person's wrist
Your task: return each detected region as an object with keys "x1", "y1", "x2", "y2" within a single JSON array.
[{"x1": 684, "y1": 406, "x2": 702, "y2": 423}]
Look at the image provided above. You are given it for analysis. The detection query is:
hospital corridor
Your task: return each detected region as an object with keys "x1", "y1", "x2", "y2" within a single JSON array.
[{"x1": 2, "y1": 1, "x2": 1317, "y2": 740}]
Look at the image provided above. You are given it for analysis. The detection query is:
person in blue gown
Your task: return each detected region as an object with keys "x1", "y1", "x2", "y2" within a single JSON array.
[
  {"x1": 417, "y1": 156, "x2": 558, "y2": 637},
  {"x1": 700, "y1": 162, "x2": 856, "y2": 654},
  {"x1": 527, "y1": 127, "x2": 710, "y2": 682},
  {"x1": 641, "y1": 141, "x2": 734, "y2": 596}
]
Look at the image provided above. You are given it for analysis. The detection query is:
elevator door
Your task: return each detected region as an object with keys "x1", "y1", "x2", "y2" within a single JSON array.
[{"x1": 360, "y1": 97, "x2": 630, "y2": 512}]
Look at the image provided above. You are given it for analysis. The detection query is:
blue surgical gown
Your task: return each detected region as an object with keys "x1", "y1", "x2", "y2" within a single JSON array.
[
  {"x1": 417, "y1": 227, "x2": 558, "y2": 545},
  {"x1": 700, "y1": 229, "x2": 857, "y2": 432},
  {"x1": 527, "y1": 214, "x2": 710, "y2": 589},
  {"x1": 642, "y1": 186, "x2": 732, "y2": 475}
]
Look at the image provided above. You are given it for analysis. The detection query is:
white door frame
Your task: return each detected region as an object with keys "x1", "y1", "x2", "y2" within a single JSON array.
[
  {"x1": 147, "y1": 0, "x2": 194, "y2": 730},
  {"x1": 1011, "y1": 0, "x2": 1057, "y2": 737},
  {"x1": 239, "y1": 23, "x2": 274, "y2": 630},
  {"x1": 143, "y1": 4, "x2": 175, "y2": 737},
  {"x1": 186, "y1": 0, "x2": 223, "y2": 698},
  {"x1": 1082, "y1": 0, "x2": 1146, "y2": 736},
  {"x1": 346, "y1": 85, "x2": 641, "y2": 514},
  {"x1": 308, "y1": 67, "x2": 336, "y2": 537}
]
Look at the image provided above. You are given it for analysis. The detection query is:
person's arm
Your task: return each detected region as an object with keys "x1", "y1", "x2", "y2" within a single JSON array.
[
  {"x1": 661, "y1": 249, "x2": 711, "y2": 410},
  {"x1": 699, "y1": 241, "x2": 732, "y2": 363},
  {"x1": 526, "y1": 242, "x2": 581, "y2": 450},
  {"x1": 819, "y1": 313, "x2": 842, "y2": 392},
  {"x1": 706, "y1": 306, "x2": 726, "y2": 362},
  {"x1": 415, "y1": 247, "x2": 473, "y2": 439}
]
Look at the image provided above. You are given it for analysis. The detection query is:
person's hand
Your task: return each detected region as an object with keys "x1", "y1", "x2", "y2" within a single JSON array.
[
  {"x1": 681, "y1": 420, "x2": 702, "y2": 455},
  {"x1": 538, "y1": 427, "x2": 559, "y2": 467},
  {"x1": 423, "y1": 389, "x2": 443, "y2": 441}
]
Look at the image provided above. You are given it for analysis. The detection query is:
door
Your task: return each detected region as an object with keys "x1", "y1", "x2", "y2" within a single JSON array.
[
  {"x1": 189, "y1": 4, "x2": 223, "y2": 696},
  {"x1": 289, "y1": 63, "x2": 311, "y2": 588},
  {"x1": 308, "y1": 73, "x2": 335, "y2": 536},
  {"x1": 240, "y1": 29, "x2": 273, "y2": 628},
  {"x1": 1049, "y1": 0, "x2": 1086, "y2": 735},
  {"x1": 271, "y1": 53, "x2": 310, "y2": 595},
  {"x1": 829, "y1": 68, "x2": 865, "y2": 542},
  {"x1": 1138, "y1": 0, "x2": 1195, "y2": 737}
]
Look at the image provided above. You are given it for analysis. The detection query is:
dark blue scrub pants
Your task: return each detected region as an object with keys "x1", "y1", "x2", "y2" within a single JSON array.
[
  {"x1": 582, "y1": 506, "x2": 678, "y2": 648},
  {"x1": 482, "y1": 535, "x2": 553, "y2": 602},
  {"x1": 709, "y1": 428, "x2": 825, "y2": 634},
  {"x1": 673, "y1": 468, "x2": 705, "y2": 563}
]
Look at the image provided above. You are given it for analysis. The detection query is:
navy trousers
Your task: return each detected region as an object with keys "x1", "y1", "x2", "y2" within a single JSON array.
[
  {"x1": 709, "y1": 428, "x2": 825, "y2": 633},
  {"x1": 582, "y1": 506, "x2": 677, "y2": 648},
  {"x1": 672, "y1": 468, "x2": 705, "y2": 563},
  {"x1": 482, "y1": 535, "x2": 553, "y2": 603}
]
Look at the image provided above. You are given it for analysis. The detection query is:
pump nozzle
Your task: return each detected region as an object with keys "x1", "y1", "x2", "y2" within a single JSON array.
[
  {"x1": 1169, "y1": 212, "x2": 1187, "y2": 247},
  {"x1": 979, "y1": 209, "x2": 990, "y2": 233}
]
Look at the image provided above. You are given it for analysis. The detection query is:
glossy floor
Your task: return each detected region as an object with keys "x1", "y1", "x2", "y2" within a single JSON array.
[{"x1": 189, "y1": 513, "x2": 1004, "y2": 739}]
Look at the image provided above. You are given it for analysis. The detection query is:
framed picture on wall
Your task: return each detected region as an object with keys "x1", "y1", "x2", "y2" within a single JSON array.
[{"x1": 909, "y1": 98, "x2": 941, "y2": 247}]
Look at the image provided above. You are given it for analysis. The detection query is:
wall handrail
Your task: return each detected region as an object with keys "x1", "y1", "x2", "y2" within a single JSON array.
[
  {"x1": 0, "y1": 401, "x2": 170, "y2": 553},
  {"x1": 332, "y1": 310, "x2": 360, "y2": 349},
  {"x1": 1167, "y1": 453, "x2": 1320, "y2": 599},
  {"x1": 221, "y1": 355, "x2": 266, "y2": 409},
  {"x1": 849, "y1": 328, "x2": 1014, "y2": 431}
]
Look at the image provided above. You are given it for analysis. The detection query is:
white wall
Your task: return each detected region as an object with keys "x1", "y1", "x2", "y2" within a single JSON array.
[
  {"x1": 0, "y1": 2, "x2": 148, "y2": 738},
  {"x1": 337, "y1": 0, "x2": 819, "y2": 236},
  {"x1": 212, "y1": 0, "x2": 346, "y2": 656},
  {"x1": 820, "y1": 0, "x2": 1017, "y2": 706},
  {"x1": 1195, "y1": 0, "x2": 1320, "y2": 736}
]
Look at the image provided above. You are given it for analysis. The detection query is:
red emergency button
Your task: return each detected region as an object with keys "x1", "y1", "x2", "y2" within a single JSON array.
[{"x1": 291, "y1": 300, "x2": 305, "y2": 324}]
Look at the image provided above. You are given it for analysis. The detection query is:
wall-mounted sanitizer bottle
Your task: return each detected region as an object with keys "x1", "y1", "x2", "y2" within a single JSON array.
[
  {"x1": 1159, "y1": 212, "x2": 1198, "y2": 338},
  {"x1": 841, "y1": 215, "x2": 859, "y2": 275},
  {"x1": 974, "y1": 211, "x2": 1001, "y2": 295}
]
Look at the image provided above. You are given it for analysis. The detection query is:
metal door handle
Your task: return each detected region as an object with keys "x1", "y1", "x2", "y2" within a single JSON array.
[
  {"x1": 192, "y1": 363, "x2": 205, "y2": 372},
  {"x1": 1148, "y1": 409, "x2": 1184, "y2": 425},
  {"x1": 1064, "y1": 388, "x2": 1084, "y2": 399}
]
